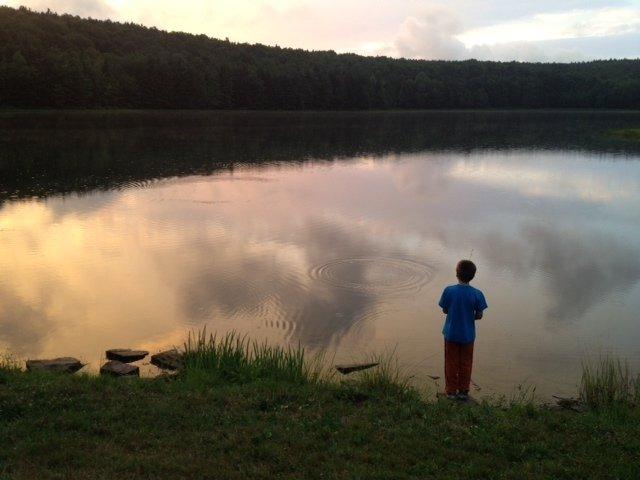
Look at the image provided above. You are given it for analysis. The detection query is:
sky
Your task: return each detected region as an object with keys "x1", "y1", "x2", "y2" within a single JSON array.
[{"x1": 2, "y1": 0, "x2": 639, "y2": 61}]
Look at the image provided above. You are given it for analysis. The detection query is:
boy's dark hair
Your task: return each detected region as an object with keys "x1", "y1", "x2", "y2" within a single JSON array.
[{"x1": 456, "y1": 260, "x2": 476, "y2": 283}]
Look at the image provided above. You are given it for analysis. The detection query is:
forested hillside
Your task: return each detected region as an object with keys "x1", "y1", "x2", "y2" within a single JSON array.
[{"x1": 1, "y1": 6, "x2": 639, "y2": 110}]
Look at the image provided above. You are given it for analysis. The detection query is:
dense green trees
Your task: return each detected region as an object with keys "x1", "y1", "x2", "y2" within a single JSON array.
[{"x1": 1, "y1": 6, "x2": 639, "y2": 110}]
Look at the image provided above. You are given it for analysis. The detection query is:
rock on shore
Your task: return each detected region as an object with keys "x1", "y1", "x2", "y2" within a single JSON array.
[
  {"x1": 106, "y1": 349, "x2": 149, "y2": 363},
  {"x1": 100, "y1": 360, "x2": 140, "y2": 377},
  {"x1": 151, "y1": 350, "x2": 184, "y2": 371},
  {"x1": 26, "y1": 357, "x2": 84, "y2": 374}
]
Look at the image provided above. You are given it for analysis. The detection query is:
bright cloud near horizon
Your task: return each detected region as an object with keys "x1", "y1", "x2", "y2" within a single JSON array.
[{"x1": 2, "y1": 0, "x2": 639, "y2": 61}]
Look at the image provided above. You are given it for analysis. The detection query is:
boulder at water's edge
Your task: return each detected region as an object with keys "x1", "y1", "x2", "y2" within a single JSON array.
[
  {"x1": 26, "y1": 357, "x2": 84, "y2": 374},
  {"x1": 100, "y1": 360, "x2": 140, "y2": 377},
  {"x1": 106, "y1": 349, "x2": 149, "y2": 363},
  {"x1": 151, "y1": 350, "x2": 184, "y2": 371}
]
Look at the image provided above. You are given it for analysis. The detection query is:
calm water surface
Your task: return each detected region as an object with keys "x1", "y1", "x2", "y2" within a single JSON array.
[{"x1": 1, "y1": 111, "x2": 640, "y2": 398}]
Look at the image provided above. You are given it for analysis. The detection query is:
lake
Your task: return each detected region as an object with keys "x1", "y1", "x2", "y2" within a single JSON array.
[{"x1": 1, "y1": 110, "x2": 639, "y2": 399}]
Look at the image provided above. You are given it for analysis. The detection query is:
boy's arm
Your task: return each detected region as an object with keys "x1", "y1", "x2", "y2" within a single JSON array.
[
  {"x1": 438, "y1": 288, "x2": 449, "y2": 315},
  {"x1": 474, "y1": 291, "x2": 488, "y2": 320}
]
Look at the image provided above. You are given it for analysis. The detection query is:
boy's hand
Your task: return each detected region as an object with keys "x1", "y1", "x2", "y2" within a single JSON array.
[
  {"x1": 442, "y1": 308, "x2": 448, "y2": 314},
  {"x1": 474, "y1": 311, "x2": 483, "y2": 320}
]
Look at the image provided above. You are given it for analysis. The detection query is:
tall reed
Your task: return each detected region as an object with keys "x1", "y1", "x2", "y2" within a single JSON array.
[
  {"x1": 0, "y1": 354, "x2": 18, "y2": 371},
  {"x1": 580, "y1": 355, "x2": 639, "y2": 408},
  {"x1": 183, "y1": 329, "x2": 328, "y2": 384}
]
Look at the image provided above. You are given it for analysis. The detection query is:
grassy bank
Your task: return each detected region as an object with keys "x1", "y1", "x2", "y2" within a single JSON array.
[{"x1": 1, "y1": 337, "x2": 639, "y2": 479}]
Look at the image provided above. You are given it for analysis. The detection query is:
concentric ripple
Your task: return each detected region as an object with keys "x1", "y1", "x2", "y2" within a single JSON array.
[{"x1": 309, "y1": 257, "x2": 435, "y2": 295}]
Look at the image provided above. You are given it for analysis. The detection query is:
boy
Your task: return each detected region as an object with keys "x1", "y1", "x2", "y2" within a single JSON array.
[{"x1": 438, "y1": 260, "x2": 487, "y2": 401}]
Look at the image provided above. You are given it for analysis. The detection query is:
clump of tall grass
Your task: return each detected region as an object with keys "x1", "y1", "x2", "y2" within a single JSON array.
[
  {"x1": 183, "y1": 329, "x2": 329, "y2": 384},
  {"x1": 580, "y1": 356, "x2": 640, "y2": 408},
  {"x1": 0, "y1": 354, "x2": 20, "y2": 384},
  {"x1": 0, "y1": 354, "x2": 19, "y2": 371},
  {"x1": 508, "y1": 383, "x2": 537, "y2": 406}
]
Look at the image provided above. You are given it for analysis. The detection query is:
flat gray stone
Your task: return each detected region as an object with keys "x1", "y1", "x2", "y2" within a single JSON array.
[
  {"x1": 26, "y1": 357, "x2": 84, "y2": 374},
  {"x1": 106, "y1": 349, "x2": 149, "y2": 363},
  {"x1": 100, "y1": 360, "x2": 139, "y2": 377},
  {"x1": 150, "y1": 350, "x2": 184, "y2": 371},
  {"x1": 335, "y1": 362, "x2": 379, "y2": 375}
]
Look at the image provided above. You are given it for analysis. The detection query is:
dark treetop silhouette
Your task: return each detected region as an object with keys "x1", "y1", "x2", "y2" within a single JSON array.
[{"x1": 1, "y1": 6, "x2": 639, "y2": 110}]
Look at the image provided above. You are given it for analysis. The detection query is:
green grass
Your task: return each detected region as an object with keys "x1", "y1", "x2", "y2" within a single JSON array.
[
  {"x1": 350, "y1": 348, "x2": 417, "y2": 399},
  {"x1": 1, "y1": 338, "x2": 640, "y2": 479},
  {"x1": 606, "y1": 128, "x2": 640, "y2": 140},
  {"x1": 580, "y1": 356, "x2": 640, "y2": 408},
  {"x1": 183, "y1": 330, "x2": 312, "y2": 384}
]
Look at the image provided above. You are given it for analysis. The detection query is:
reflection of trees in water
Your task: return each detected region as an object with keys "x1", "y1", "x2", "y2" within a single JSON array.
[{"x1": 2, "y1": 110, "x2": 640, "y2": 201}]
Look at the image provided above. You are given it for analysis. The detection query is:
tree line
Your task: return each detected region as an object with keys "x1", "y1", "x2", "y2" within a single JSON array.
[{"x1": 1, "y1": 6, "x2": 639, "y2": 110}]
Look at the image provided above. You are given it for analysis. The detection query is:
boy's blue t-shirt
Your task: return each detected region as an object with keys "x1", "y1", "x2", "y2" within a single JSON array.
[{"x1": 439, "y1": 284, "x2": 488, "y2": 344}]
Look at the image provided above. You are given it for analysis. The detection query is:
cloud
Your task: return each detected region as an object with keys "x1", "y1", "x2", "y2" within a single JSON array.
[
  {"x1": 375, "y1": 5, "x2": 579, "y2": 61},
  {"x1": 467, "y1": 42, "x2": 585, "y2": 62},
  {"x1": 392, "y1": 7, "x2": 468, "y2": 60},
  {"x1": 378, "y1": 5, "x2": 640, "y2": 62},
  {"x1": 7, "y1": 0, "x2": 115, "y2": 18},
  {"x1": 457, "y1": 7, "x2": 640, "y2": 46},
  {"x1": 463, "y1": 32, "x2": 640, "y2": 62}
]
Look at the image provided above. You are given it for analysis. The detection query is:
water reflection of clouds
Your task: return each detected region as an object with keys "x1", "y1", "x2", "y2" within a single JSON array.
[
  {"x1": 170, "y1": 214, "x2": 393, "y2": 348},
  {"x1": 387, "y1": 152, "x2": 640, "y2": 321},
  {"x1": 447, "y1": 152, "x2": 640, "y2": 204},
  {"x1": 283, "y1": 152, "x2": 640, "y2": 325},
  {"x1": 473, "y1": 224, "x2": 640, "y2": 321},
  {"x1": 1, "y1": 148, "x2": 640, "y2": 367},
  {"x1": 0, "y1": 199, "x2": 183, "y2": 358},
  {"x1": 0, "y1": 285, "x2": 49, "y2": 356},
  {"x1": 0, "y1": 195, "x2": 393, "y2": 357}
]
